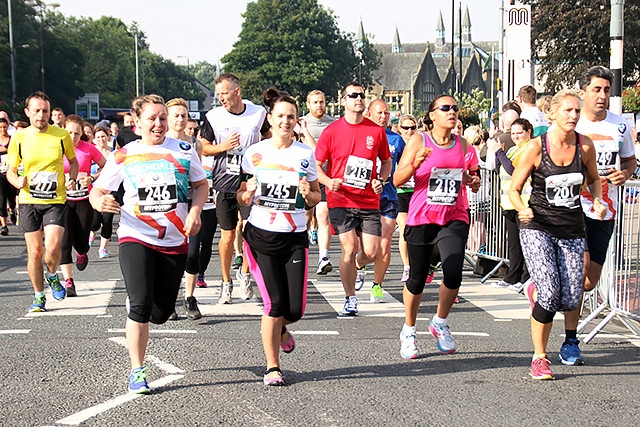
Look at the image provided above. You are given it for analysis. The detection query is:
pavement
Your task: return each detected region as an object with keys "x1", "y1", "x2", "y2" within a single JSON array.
[{"x1": 1, "y1": 219, "x2": 640, "y2": 427}]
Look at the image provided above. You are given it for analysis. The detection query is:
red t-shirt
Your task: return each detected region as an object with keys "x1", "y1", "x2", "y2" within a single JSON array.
[{"x1": 315, "y1": 117, "x2": 391, "y2": 209}]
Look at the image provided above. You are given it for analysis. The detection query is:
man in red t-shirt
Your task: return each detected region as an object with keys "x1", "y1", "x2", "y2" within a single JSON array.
[{"x1": 315, "y1": 82, "x2": 392, "y2": 316}]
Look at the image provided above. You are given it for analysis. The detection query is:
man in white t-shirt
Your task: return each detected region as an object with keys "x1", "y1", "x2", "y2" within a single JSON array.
[
  {"x1": 559, "y1": 65, "x2": 636, "y2": 366},
  {"x1": 200, "y1": 73, "x2": 268, "y2": 304},
  {"x1": 517, "y1": 85, "x2": 549, "y2": 138}
]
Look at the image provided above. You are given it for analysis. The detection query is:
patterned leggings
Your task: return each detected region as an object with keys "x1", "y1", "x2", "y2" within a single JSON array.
[{"x1": 519, "y1": 228, "x2": 584, "y2": 313}]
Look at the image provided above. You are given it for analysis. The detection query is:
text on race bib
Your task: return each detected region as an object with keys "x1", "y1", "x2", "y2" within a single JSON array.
[
  {"x1": 427, "y1": 168, "x2": 462, "y2": 205},
  {"x1": 29, "y1": 171, "x2": 58, "y2": 199},
  {"x1": 256, "y1": 169, "x2": 300, "y2": 211},
  {"x1": 343, "y1": 155, "x2": 373, "y2": 189},
  {"x1": 545, "y1": 172, "x2": 583, "y2": 209},
  {"x1": 594, "y1": 140, "x2": 619, "y2": 176},
  {"x1": 66, "y1": 172, "x2": 89, "y2": 199},
  {"x1": 136, "y1": 171, "x2": 178, "y2": 213}
]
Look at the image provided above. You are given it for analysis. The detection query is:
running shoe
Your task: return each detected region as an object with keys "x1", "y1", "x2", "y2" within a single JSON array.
[
  {"x1": 400, "y1": 327, "x2": 419, "y2": 359},
  {"x1": 400, "y1": 266, "x2": 410, "y2": 283},
  {"x1": 524, "y1": 280, "x2": 536, "y2": 311},
  {"x1": 98, "y1": 248, "x2": 109, "y2": 259},
  {"x1": 232, "y1": 255, "x2": 243, "y2": 270},
  {"x1": 8, "y1": 209, "x2": 16, "y2": 225},
  {"x1": 426, "y1": 263, "x2": 438, "y2": 284},
  {"x1": 355, "y1": 266, "x2": 366, "y2": 291},
  {"x1": 263, "y1": 368, "x2": 285, "y2": 386},
  {"x1": 65, "y1": 278, "x2": 77, "y2": 297},
  {"x1": 0, "y1": 226, "x2": 8, "y2": 236},
  {"x1": 316, "y1": 257, "x2": 333, "y2": 275},
  {"x1": 196, "y1": 273, "x2": 207, "y2": 288},
  {"x1": 168, "y1": 310, "x2": 179, "y2": 321},
  {"x1": 46, "y1": 273, "x2": 66, "y2": 300},
  {"x1": 492, "y1": 279, "x2": 512, "y2": 288},
  {"x1": 237, "y1": 270, "x2": 254, "y2": 300},
  {"x1": 340, "y1": 296, "x2": 358, "y2": 316},
  {"x1": 508, "y1": 282, "x2": 525, "y2": 294},
  {"x1": 218, "y1": 282, "x2": 233, "y2": 304},
  {"x1": 280, "y1": 329, "x2": 295, "y2": 353},
  {"x1": 530, "y1": 356, "x2": 555, "y2": 380},
  {"x1": 309, "y1": 228, "x2": 318, "y2": 245},
  {"x1": 370, "y1": 283, "x2": 385, "y2": 303},
  {"x1": 75, "y1": 252, "x2": 89, "y2": 271},
  {"x1": 29, "y1": 294, "x2": 46, "y2": 312},
  {"x1": 558, "y1": 338, "x2": 584, "y2": 366},
  {"x1": 128, "y1": 366, "x2": 151, "y2": 394},
  {"x1": 184, "y1": 296, "x2": 202, "y2": 320},
  {"x1": 429, "y1": 319, "x2": 456, "y2": 354},
  {"x1": 88, "y1": 232, "x2": 95, "y2": 247}
]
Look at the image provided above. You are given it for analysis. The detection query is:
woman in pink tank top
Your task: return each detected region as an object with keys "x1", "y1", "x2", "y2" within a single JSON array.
[{"x1": 393, "y1": 94, "x2": 480, "y2": 360}]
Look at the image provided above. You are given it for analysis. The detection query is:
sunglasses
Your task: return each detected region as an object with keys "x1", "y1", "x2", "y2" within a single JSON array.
[
  {"x1": 433, "y1": 104, "x2": 460, "y2": 112},
  {"x1": 344, "y1": 92, "x2": 366, "y2": 99},
  {"x1": 400, "y1": 125, "x2": 417, "y2": 130}
]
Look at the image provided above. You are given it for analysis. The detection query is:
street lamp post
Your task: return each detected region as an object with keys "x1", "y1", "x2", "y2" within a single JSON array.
[
  {"x1": 178, "y1": 55, "x2": 190, "y2": 104},
  {"x1": 7, "y1": 0, "x2": 17, "y2": 109},
  {"x1": 141, "y1": 58, "x2": 147, "y2": 95},
  {"x1": 26, "y1": 1, "x2": 60, "y2": 92}
]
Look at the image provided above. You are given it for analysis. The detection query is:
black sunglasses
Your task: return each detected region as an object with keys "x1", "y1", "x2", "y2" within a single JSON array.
[
  {"x1": 400, "y1": 125, "x2": 417, "y2": 130},
  {"x1": 344, "y1": 92, "x2": 366, "y2": 99},
  {"x1": 432, "y1": 104, "x2": 460, "y2": 112}
]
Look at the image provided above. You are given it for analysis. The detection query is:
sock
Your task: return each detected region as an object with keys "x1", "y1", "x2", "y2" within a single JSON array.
[
  {"x1": 403, "y1": 323, "x2": 417, "y2": 334},
  {"x1": 403, "y1": 265, "x2": 410, "y2": 272},
  {"x1": 319, "y1": 249, "x2": 329, "y2": 260},
  {"x1": 372, "y1": 282, "x2": 382, "y2": 288},
  {"x1": 533, "y1": 353, "x2": 547, "y2": 360},
  {"x1": 46, "y1": 271, "x2": 57, "y2": 279},
  {"x1": 35, "y1": 291, "x2": 45, "y2": 298},
  {"x1": 565, "y1": 329, "x2": 577, "y2": 342},
  {"x1": 281, "y1": 326, "x2": 287, "y2": 336},
  {"x1": 433, "y1": 314, "x2": 447, "y2": 324}
]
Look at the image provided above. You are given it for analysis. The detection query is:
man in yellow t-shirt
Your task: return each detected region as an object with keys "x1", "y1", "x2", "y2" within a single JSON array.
[{"x1": 6, "y1": 91, "x2": 78, "y2": 313}]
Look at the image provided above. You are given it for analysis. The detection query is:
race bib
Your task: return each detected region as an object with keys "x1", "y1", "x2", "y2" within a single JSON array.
[
  {"x1": 207, "y1": 178, "x2": 215, "y2": 203},
  {"x1": 427, "y1": 168, "x2": 462, "y2": 205},
  {"x1": 0, "y1": 154, "x2": 7, "y2": 174},
  {"x1": 136, "y1": 172, "x2": 178, "y2": 213},
  {"x1": 594, "y1": 140, "x2": 619, "y2": 176},
  {"x1": 400, "y1": 175, "x2": 415, "y2": 190},
  {"x1": 226, "y1": 146, "x2": 246, "y2": 176},
  {"x1": 29, "y1": 171, "x2": 58, "y2": 199},
  {"x1": 545, "y1": 172, "x2": 583, "y2": 208},
  {"x1": 256, "y1": 169, "x2": 300, "y2": 211},
  {"x1": 66, "y1": 172, "x2": 89, "y2": 199},
  {"x1": 343, "y1": 156, "x2": 373, "y2": 189}
]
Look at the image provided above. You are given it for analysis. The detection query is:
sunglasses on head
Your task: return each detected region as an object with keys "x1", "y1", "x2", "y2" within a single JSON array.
[
  {"x1": 400, "y1": 125, "x2": 417, "y2": 130},
  {"x1": 344, "y1": 92, "x2": 366, "y2": 99},
  {"x1": 433, "y1": 104, "x2": 460, "y2": 112}
]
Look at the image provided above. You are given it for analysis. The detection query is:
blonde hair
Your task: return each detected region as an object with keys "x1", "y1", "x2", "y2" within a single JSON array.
[
  {"x1": 536, "y1": 95, "x2": 552, "y2": 116},
  {"x1": 166, "y1": 97, "x2": 188, "y2": 110},
  {"x1": 306, "y1": 90, "x2": 325, "y2": 103},
  {"x1": 547, "y1": 89, "x2": 579, "y2": 122},
  {"x1": 463, "y1": 125, "x2": 483, "y2": 146},
  {"x1": 131, "y1": 94, "x2": 166, "y2": 117}
]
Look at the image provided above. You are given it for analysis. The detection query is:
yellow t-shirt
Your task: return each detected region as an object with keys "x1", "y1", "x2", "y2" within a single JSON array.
[{"x1": 7, "y1": 125, "x2": 76, "y2": 204}]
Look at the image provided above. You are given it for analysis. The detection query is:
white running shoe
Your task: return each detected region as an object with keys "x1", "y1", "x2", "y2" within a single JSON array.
[
  {"x1": 218, "y1": 282, "x2": 233, "y2": 304},
  {"x1": 400, "y1": 327, "x2": 419, "y2": 359},
  {"x1": 429, "y1": 319, "x2": 456, "y2": 354},
  {"x1": 355, "y1": 267, "x2": 366, "y2": 291},
  {"x1": 238, "y1": 271, "x2": 254, "y2": 300}
]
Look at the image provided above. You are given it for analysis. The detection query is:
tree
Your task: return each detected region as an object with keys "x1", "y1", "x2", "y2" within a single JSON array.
[
  {"x1": 191, "y1": 60, "x2": 218, "y2": 90},
  {"x1": 221, "y1": 0, "x2": 380, "y2": 103},
  {"x1": 452, "y1": 87, "x2": 491, "y2": 127},
  {"x1": 522, "y1": 0, "x2": 640, "y2": 93}
]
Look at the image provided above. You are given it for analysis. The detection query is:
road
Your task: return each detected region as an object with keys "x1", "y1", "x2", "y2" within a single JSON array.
[{"x1": 1, "y1": 221, "x2": 639, "y2": 427}]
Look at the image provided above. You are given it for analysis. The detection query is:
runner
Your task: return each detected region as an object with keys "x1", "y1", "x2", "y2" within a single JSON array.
[
  {"x1": 561, "y1": 66, "x2": 636, "y2": 365},
  {"x1": 393, "y1": 94, "x2": 480, "y2": 359},
  {"x1": 509, "y1": 89, "x2": 605, "y2": 380},
  {"x1": 59, "y1": 115, "x2": 106, "y2": 296},
  {"x1": 238, "y1": 87, "x2": 320, "y2": 385},
  {"x1": 89, "y1": 94, "x2": 208, "y2": 394},
  {"x1": 0, "y1": 117, "x2": 17, "y2": 235},
  {"x1": 88, "y1": 125, "x2": 115, "y2": 257},
  {"x1": 200, "y1": 73, "x2": 268, "y2": 304},
  {"x1": 6, "y1": 91, "x2": 78, "y2": 312},
  {"x1": 315, "y1": 82, "x2": 392, "y2": 316},
  {"x1": 396, "y1": 114, "x2": 418, "y2": 282}
]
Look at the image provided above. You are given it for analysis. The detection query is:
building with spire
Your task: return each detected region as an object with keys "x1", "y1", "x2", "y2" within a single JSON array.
[{"x1": 364, "y1": 4, "x2": 499, "y2": 116}]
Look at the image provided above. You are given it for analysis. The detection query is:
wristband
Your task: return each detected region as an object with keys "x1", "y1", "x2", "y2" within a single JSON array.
[{"x1": 90, "y1": 176, "x2": 95, "y2": 183}]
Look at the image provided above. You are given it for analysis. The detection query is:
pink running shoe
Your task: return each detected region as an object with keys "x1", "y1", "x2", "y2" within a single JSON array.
[
  {"x1": 280, "y1": 329, "x2": 295, "y2": 353},
  {"x1": 196, "y1": 274, "x2": 207, "y2": 288},
  {"x1": 263, "y1": 367, "x2": 285, "y2": 386},
  {"x1": 530, "y1": 356, "x2": 554, "y2": 380}
]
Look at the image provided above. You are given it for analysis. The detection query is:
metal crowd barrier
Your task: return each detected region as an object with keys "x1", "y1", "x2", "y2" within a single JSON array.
[
  {"x1": 578, "y1": 180, "x2": 640, "y2": 342},
  {"x1": 466, "y1": 167, "x2": 509, "y2": 282}
]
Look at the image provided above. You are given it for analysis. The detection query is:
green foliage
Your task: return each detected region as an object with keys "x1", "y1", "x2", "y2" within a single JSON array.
[
  {"x1": 623, "y1": 84, "x2": 640, "y2": 113},
  {"x1": 522, "y1": 0, "x2": 640, "y2": 92},
  {"x1": 452, "y1": 87, "x2": 491, "y2": 127},
  {"x1": 222, "y1": 0, "x2": 381, "y2": 103}
]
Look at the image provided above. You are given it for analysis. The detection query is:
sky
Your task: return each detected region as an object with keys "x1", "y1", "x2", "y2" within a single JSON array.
[{"x1": 54, "y1": 0, "x2": 504, "y2": 65}]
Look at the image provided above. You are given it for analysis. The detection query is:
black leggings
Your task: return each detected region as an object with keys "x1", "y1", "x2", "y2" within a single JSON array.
[
  {"x1": 61, "y1": 200, "x2": 93, "y2": 264},
  {"x1": 503, "y1": 209, "x2": 529, "y2": 284},
  {"x1": 245, "y1": 242, "x2": 308, "y2": 322},
  {"x1": 185, "y1": 209, "x2": 217, "y2": 275},
  {"x1": 405, "y1": 221, "x2": 468, "y2": 295},
  {"x1": 0, "y1": 173, "x2": 16, "y2": 218},
  {"x1": 119, "y1": 242, "x2": 187, "y2": 324},
  {"x1": 90, "y1": 209, "x2": 115, "y2": 240}
]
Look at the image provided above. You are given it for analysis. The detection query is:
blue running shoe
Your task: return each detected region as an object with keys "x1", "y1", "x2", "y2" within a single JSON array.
[
  {"x1": 559, "y1": 338, "x2": 584, "y2": 365},
  {"x1": 340, "y1": 296, "x2": 358, "y2": 316},
  {"x1": 128, "y1": 366, "x2": 150, "y2": 394},
  {"x1": 29, "y1": 294, "x2": 46, "y2": 312},
  {"x1": 46, "y1": 273, "x2": 66, "y2": 301},
  {"x1": 429, "y1": 319, "x2": 456, "y2": 354}
]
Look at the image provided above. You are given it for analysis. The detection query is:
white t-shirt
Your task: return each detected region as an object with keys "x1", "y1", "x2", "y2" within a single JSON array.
[
  {"x1": 241, "y1": 139, "x2": 318, "y2": 233},
  {"x1": 521, "y1": 106, "x2": 549, "y2": 138},
  {"x1": 95, "y1": 137, "x2": 206, "y2": 249},
  {"x1": 576, "y1": 111, "x2": 636, "y2": 220}
]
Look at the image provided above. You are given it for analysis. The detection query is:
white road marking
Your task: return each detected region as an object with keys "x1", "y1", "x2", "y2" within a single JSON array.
[
  {"x1": 416, "y1": 331, "x2": 490, "y2": 337},
  {"x1": 0, "y1": 329, "x2": 30, "y2": 334},
  {"x1": 290, "y1": 330, "x2": 339, "y2": 335},
  {"x1": 55, "y1": 337, "x2": 185, "y2": 426},
  {"x1": 189, "y1": 283, "x2": 264, "y2": 316},
  {"x1": 313, "y1": 280, "x2": 406, "y2": 317},
  {"x1": 24, "y1": 280, "x2": 117, "y2": 317},
  {"x1": 107, "y1": 329, "x2": 197, "y2": 334}
]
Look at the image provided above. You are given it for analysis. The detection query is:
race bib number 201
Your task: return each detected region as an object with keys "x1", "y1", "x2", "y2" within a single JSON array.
[{"x1": 545, "y1": 172, "x2": 583, "y2": 209}]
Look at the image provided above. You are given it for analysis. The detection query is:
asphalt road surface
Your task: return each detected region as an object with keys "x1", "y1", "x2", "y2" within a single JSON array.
[{"x1": 1, "y1": 220, "x2": 639, "y2": 427}]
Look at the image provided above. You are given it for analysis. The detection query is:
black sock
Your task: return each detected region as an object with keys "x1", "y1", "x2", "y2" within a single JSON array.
[
  {"x1": 281, "y1": 326, "x2": 287, "y2": 336},
  {"x1": 565, "y1": 329, "x2": 577, "y2": 342}
]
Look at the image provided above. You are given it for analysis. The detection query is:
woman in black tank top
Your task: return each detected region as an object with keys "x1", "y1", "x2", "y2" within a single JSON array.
[{"x1": 508, "y1": 90, "x2": 605, "y2": 381}]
